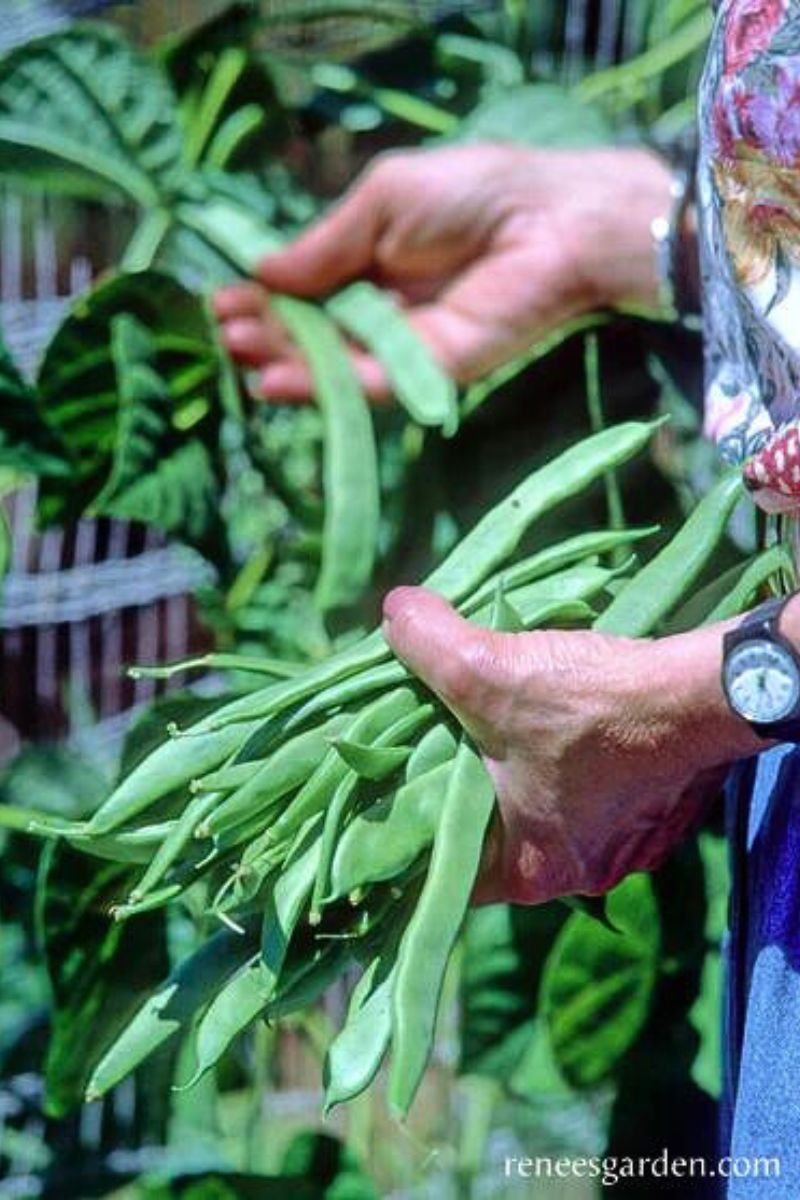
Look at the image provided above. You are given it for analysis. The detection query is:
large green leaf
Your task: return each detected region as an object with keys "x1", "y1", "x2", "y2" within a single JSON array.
[
  {"x1": 690, "y1": 833, "x2": 729, "y2": 1099},
  {"x1": 0, "y1": 329, "x2": 68, "y2": 478},
  {"x1": 0, "y1": 744, "x2": 107, "y2": 823},
  {"x1": 0, "y1": 23, "x2": 185, "y2": 205},
  {"x1": 460, "y1": 902, "x2": 566, "y2": 1081},
  {"x1": 540, "y1": 874, "x2": 661, "y2": 1089},
  {"x1": 39, "y1": 844, "x2": 170, "y2": 1117},
  {"x1": 36, "y1": 271, "x2": 224, "y2": 548},
  {"x1": 91, "y1": 314, "x2": 222, "y2": 549},
  {"x1": 456, "y1": 83, "x2": 611, "y2": 148}
]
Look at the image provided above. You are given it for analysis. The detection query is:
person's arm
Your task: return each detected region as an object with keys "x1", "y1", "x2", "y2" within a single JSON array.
[
  {"x1": 381, "y1": 585, "x2": 783, "y2": 906},
  {"x1": 215, "y1": 144, "x2": 678, "y2": 402}
]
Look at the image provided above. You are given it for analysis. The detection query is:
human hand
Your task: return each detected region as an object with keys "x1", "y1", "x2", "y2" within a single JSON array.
[
  {"x1": 214, "y1": 144, "x2": 674, "y2": 401},
  {"x1": 381, "y1": 587, "x2": 763, "y2": 905}
]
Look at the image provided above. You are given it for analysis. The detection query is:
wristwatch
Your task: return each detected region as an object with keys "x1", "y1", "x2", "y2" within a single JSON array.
[{"x1": 722, "y1": 596, "x2": 800, "y2": 741}]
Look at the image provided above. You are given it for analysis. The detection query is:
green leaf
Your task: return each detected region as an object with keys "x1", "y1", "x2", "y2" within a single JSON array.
[
  {"x1": 39, "y1": 844, "x2": 169, "y2": 1116},
  {"x1": 282, "y1": 1131, "x2": 379, "y2": 1200},
  {"x1": 460, "y1": 902, "x2": 566, "y2": 1080},
  {"x1": 0, "y1": 23, "x2": 185, "y2": 205},
  {"x1": 455, "y1": 84, "x2": 611, "y2": 148},
  {"x1": 0, "y1": 744, "x2": 108, "y2": 823},
  {"x1": 140, "y1": 1175, "x2": 319, "y2": 1200},
  {"x1": 540, "y1": 874, "x2": 661, "y2": 1089},
  {"x1": 690, "y1": 833, "x2": 729, "y2": 1099},
  {"x1": 36, "y1": 271, "x2": 224, "y2": 542},
  {"x1": 94, "y1": 314, "x2": 175, "y2": 507},
  {"x1": 0, "y1": 329, "x2": 68, "y2": 478},
  {"x1": 90, "y1": 314, "x2": 222, "y2": 548}
]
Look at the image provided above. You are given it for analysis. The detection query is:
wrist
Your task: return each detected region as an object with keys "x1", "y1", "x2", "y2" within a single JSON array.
[
  {"x1": 569, "y1": 148, "x2": 679, "y2": 315},
  {"x1": 640, "y1": 617, "x2": 772, "y2": 775}
]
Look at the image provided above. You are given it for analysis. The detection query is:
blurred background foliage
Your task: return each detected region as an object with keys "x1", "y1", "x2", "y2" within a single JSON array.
[{"x1": 0, "y1": 1, "x2": 737, "y2": 1196}]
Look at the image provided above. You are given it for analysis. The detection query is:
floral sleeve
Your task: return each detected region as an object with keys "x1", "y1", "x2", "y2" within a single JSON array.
[{"x1": 700, "y1": 0, "x2": 800, "y2": 511}]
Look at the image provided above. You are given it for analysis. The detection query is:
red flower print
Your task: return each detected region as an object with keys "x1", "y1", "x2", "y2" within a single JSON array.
[
  {"x1": 744, "y1": 421, "x2": 800, "y2": 513},
  {"x1": 724, "y1": 0, "x2": 787, "y2": 76}
]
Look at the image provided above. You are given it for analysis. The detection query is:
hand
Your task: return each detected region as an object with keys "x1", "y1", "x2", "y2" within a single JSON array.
[
  {"x1": 214, "y1": 144, "x2": 674, "y2": 402},
  {"x1": 381, "y1": 587, "x2": 765, "y2": 905}
]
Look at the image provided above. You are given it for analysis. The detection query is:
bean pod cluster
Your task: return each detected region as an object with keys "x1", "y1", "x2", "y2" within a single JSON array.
[{"x1": 26, "y1": 421, "x2": 747, "y2": 1118}]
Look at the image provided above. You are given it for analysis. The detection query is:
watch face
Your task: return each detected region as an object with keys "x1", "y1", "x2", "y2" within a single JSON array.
[{"x1": 724, "y1": 638, "x2": 800, "y2": 724}]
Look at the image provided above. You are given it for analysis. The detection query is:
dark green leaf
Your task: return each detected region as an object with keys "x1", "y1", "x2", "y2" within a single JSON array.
[
  {"x1": 540, "y1": 874, "x2": 661, "y2": 1089},
  {"x1": 0, "y1": 744, "x2": 107, "y2": 823},
  {"x1": 455, "y1": 83, "x2": 611, "y2": 148},
  {"x1": 0, "y1": 23, "x2": 185, "y2": 205},
  {"x1": 282, "y1": 1131, "x2": 379, "y2": 1200},
  {"x1": 460, "y1": 902, "x2": 566, "y2": 1080},
  {"x1": 0, "y1": 329, "x2": 68, "y2": 478},
  {"x1": 39, "y1": 844, "x2": 169, "y2": 1116},
  {"x1": 141, "y1": 1174, "x2": 319, "y2": 1200},
  {"x1": 36, "y1": 271, "x2": 224, "y2": 546}
]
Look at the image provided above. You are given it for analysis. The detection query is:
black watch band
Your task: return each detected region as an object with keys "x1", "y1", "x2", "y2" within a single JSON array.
[{"x1": 723, "y1": 595, "x2": 800, "y2": 741}]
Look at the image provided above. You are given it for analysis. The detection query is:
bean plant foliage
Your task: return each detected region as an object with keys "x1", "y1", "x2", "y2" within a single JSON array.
[{"x1": 0, "y1": 0, "x2": 757, "y2": 1191}]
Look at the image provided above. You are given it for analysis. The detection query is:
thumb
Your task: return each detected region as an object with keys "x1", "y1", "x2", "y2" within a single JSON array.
[
  {"x1": 382, "y1": 587, "x2": 511, "y2": 756},
  {"x1": 256, "y1": 177, "x2": 379, "y2": 297}
]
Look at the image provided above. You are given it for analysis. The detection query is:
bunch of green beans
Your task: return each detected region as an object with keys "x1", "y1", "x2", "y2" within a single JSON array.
[{"x1": 20, "y1": 422, "x2": 751, "y2": 1119}]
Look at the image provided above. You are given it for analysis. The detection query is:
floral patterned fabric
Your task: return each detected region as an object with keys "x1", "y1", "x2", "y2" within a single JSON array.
[{"x1": 700, "y1": 0, "x2": 800, "y2": 511}]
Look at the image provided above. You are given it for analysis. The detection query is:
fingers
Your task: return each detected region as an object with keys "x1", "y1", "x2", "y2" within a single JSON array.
[
  {"x1": 382, "y1": 586, "x2": 516, "y2": 756},
  {"x1": 256, "y1": 174, "x2": 382, "y2": 298},
  {"x1": 256, "y1": 350, "x2": 391, "y2": 404}
]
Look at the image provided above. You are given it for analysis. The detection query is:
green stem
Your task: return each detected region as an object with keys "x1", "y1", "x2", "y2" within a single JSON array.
[
  {"x1": 575, "y1": 9, "x2": 712, "y2": 109},
  {"x1": 184, "y1": 48, "x2": 247, "y2": 169},
  {"x1": 121, "y1": 209, "x2": 172, "y2": 272},
  {"x1": 584, "y1": 334, "x2": 626, "y2": 546}
]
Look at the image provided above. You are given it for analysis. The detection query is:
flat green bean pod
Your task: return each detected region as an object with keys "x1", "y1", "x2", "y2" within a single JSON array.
[
  {"x1": 180, "y1": 957, "x2": 265, "y2": 1090},
  {"x1": 191, "y1": 762, "x2": 262, "y2": 794},
  {"x1": 331, "y1": 738, "x2": 413, "y2": 781},
  {"x1": 266, "y1": 687, "x2": 419, "y2": 849},
  {"x1": 66, "y1": 821, "x2": 177, "y2": 866},
  {"x1": 424, "y1": 420, "x2": 659, "y2": 604},
  {"x1": 203, "y1": 716, "x2": 349, "y2": 842},
  {"x1": 461, "y1": 526, "x2": 657, "y2": 615},
  {"x1": 85, "y1": 925, "x2": 255, "y2": 1100},
  {"x1": 324, "y1": 949, "x2": 398, "y2": 1113},
  {"x1": 327, "y1": 761, "x2": 452, "y2": 904},
  {"x1": 596, "y1": 470, "x2": 743, "y2": 637},
  {"x1": 327, "y1": 281, "x2": 459, "y2": 434},
  {"x1": 259, "y1": 828, "x2": 322, "y2": 1001},
  {"x1": 273, "y1": 296, "x2": 380, "y2": 612},
  {"x1": 404, "y1": 724, "x2": 457, "y2": 782},
  {"x1": 389, "y1": 741, "x2": 495, "y2": 1117},
  {"x1": 705, "y1": 544, "x2": 793, "y2": 623}
]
